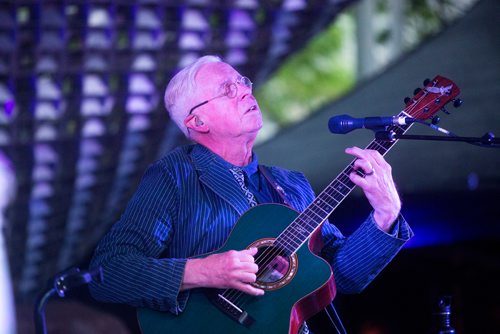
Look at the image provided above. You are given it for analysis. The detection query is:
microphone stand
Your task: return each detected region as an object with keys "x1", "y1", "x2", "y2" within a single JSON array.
[
  {"x1": 34, "y1": 266, "x2": 103, "y2": 334},
  {"x1": 374, "y1": 129, "x2": 500, "y2": 148}
]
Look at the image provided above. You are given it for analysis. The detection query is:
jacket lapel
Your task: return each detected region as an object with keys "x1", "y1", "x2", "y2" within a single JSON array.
[{"x1": 191, "y1": 145, "x2": 250, "y2": 216}]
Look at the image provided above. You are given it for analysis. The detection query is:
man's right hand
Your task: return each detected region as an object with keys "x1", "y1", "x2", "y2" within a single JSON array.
[{"x1": 181, "y1": 247, "x2": 264, "y2": 296}]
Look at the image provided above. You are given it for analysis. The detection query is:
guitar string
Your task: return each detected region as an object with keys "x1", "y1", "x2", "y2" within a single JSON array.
[
  {"x1": 245, "y1": 90, "x2": 440, "y2": 265},
  {"x1": 222, "y1": 140, "x2": 384, "y2": 305},
  {"x1": 222, "y1": 94, "x2": 438, "y2": 305},
  {"x1": 224, "y1": 129, "x2": 417, "y2": 305},
  {"x1": 222, "y1": 101, "x2": 432, "y2": 305},
  {"x1": 221, "y1": 84, "x2": 449, "y2": 306},
  {"x1": 222, "y1": 139, "x2": 386, "y2": 304},
  {"x1": 246, "y1": 97, "x2": 433, "y2": 272},
  {"x1": 220, "y1": 173, "x2": 355, "y2": 302}
]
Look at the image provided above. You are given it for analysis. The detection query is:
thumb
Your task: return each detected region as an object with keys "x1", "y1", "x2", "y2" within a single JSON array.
[{"x1": 245, "y1": 247, "x2": 258, "y2": 256}]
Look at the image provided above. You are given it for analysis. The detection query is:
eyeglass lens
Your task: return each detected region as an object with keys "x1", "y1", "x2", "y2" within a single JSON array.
[{"x1": 224, "y1": 77, "x2": 252, "y2": 98}]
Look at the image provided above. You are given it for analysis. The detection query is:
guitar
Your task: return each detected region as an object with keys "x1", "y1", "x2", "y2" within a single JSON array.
[{"x1": 137, "y1": 76, "x2": 460, "y2": 334}]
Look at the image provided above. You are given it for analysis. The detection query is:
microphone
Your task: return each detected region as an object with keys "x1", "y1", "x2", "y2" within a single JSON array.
[{"x1": 328, "y1": 114, "x2": 415, "y2": 134}]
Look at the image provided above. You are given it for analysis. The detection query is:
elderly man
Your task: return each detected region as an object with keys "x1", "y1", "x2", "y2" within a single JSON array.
[{"x1": 89, "y1": 56, "x2": 412, "y2": 333}]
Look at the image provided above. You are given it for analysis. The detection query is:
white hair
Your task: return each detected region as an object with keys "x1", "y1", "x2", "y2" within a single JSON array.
[{"x1": 164, "y1": 55, "x2": 222, "y2": 137}]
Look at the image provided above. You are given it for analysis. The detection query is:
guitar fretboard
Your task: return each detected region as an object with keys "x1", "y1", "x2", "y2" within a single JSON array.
[{"x1": 274, "y1": 112, "x2": 410, "y2": 255}]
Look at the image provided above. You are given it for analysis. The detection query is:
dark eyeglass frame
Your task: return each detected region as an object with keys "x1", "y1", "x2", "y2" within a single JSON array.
[{"x1": 187, "y1": 76, "x2": 253, "y2": 116}]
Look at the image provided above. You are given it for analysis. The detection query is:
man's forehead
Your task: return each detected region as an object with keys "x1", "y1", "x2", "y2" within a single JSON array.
[{"x1": 197, "y1": 62, "x2": 239, "y2": 84}]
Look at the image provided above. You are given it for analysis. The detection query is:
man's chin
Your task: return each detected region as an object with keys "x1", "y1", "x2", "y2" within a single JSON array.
[
  {"x1": 251, "y1": 119, "x2": 263, "y2": 132},
  {"x1": 244, "y1": 123, "x2": 263, "y2": 138}
]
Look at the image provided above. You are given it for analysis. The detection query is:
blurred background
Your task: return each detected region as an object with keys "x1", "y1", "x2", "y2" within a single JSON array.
[{"x1": 0, "y1": 0, "x2": 499, "y2": 333}]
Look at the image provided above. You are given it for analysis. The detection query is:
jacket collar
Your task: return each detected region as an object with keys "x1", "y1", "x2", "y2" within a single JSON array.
[{"x1": 190, "y1": 144, "x2": 254, "y2": 215}]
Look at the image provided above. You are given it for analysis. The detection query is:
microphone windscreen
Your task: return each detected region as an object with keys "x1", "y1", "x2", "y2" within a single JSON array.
[{"x1": 328, "y1": 115, "x2": 354, "y2": 134}]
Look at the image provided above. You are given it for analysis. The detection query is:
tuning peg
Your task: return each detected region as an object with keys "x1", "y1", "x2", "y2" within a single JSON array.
[
  {"x1": 431, "y1": 115, "x2": 440, "y2": 124},
  {"x1": 413, "y1": 88, "x2": 422, "y2": 95},
  {"x1": 453, "y1": 98, "x2": 463, "y2": 108},
  {"x1": 441, "y1": 107, "x2": 450, "y2": 115},
  {"x1": 423, "y1": 78, "x2": 431, "y2": 86},
  {"x1": 404, "y1": 97, "x2": 411, "y2": 104}
]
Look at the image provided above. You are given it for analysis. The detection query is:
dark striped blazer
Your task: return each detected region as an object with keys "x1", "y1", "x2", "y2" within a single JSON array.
[{"x1": 89, "y1": 144, "x2": 412, "y2": 314}]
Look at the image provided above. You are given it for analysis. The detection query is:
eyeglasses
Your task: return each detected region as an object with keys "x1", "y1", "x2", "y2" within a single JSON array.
[{"x1": 188, "y1": 76, "x2": 253, "y2": 116}]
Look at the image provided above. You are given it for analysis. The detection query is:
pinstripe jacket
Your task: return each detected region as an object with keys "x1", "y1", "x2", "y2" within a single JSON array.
[{"x1": 89, "y1": 144, "x2": 412, "y2": 314}]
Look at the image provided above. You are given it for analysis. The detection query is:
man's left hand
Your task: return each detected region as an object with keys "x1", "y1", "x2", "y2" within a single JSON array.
[{"x1": 345, "y1": 146, "x2": 401, "y2": 232}]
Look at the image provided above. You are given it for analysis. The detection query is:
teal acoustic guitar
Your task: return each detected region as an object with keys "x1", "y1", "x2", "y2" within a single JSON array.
[{"x1": 137, "y1": 76, "x2": 460, "y2": 334}]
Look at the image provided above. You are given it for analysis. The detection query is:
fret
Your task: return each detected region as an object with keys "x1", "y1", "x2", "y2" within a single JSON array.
[
  {"x1": 337, "y1": 174, "x2": 355, "y2": 188},
  {"x1": 324, "y1": 187, "x2": 344, "y2": 203},
  {"x1": 297, "y1": 210, "x2": 324, "y2": 231},
  {"x1": 328, "y1": 187, "x2": 344, "y2": 200},
  {"x1": 320, "y1": 190, "x2": 340, "y2": 207},
  {"x1": 306, "y1": 206, "x2": 327, "y2": 221},
  {"x1": 311, "y1": 197, "x2": 334, "y2": 213},
  {"x1": 369, "y1": 141, "x2": 389, "y2": 153},
  {"x1": 336, "y1": 177, "x2": 352, "y2": 189},
  {"x1": 330, "y1": 180, "x2": 352, "y2": 197},
  {"x1": 336, "y1": 171, "x2": 352, "y2": 189},
  {"x1": 295, "y1": 218, "x2": 316, "y2": 234},
  {"x1": 294, "y1": 215, "x2": 316, "y2": 232},
  {"x1": 276, "y1": 234, "x2": 301, "y2": 251},
  {"x1": 276, "y1": 223, "x2": 311, "y2": 254},
  {"x1": 375, "y1": 140, "x2": 393, "y2": 153},
  {"x1": 287, "y1": 232, "x2": 305, "y2": 246},
  {"x1": 311, "y1": 201, "x2": 330, "y2": 216},
  {"x1": 304, "y1": 211, "x2": 322, "y2": 229},
  {"x1": 276, "y1": 212, "x2": 319, "y2": 250}
]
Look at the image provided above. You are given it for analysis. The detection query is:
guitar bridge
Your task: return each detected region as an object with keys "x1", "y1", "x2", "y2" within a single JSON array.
[{"x1": 206, "y1": 291, "x2": 255, "y2": 328}]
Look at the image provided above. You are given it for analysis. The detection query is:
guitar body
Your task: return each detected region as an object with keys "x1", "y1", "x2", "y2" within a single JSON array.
[{"x1": 137, "y1": 204, "x2": 336, "y2": 334}]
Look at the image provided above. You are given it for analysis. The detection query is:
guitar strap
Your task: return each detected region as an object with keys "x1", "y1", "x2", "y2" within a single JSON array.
[{"x1": 258, "y1": 165, "x2": 292, "y2": 207}]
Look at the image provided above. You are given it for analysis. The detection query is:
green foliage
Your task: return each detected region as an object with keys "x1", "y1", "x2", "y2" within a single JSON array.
[
  {"x1": 255, "y1": 14, "x2": 356, "y2": 126},
  {"x1": 255, "y1": 0, "x2": 478, "y2": 131}
]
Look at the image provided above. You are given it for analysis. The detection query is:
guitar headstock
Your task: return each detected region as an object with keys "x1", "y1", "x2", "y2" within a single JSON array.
[{"x1": 402, "y1": 76, "x2": 461, "y2": 122}]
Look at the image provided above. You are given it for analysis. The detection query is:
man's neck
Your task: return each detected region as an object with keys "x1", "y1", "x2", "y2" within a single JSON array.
[{"x1": 197, "y1": 137, "x2": 255, "y2": 166}]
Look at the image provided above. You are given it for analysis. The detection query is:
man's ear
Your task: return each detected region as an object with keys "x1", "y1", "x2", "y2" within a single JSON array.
[{"x1": 184, "y1": 114, "x2": 209, "y2": 133}]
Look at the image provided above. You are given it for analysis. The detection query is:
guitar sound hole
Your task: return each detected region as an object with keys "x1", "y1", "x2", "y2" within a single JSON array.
[
  {"x1": 248, "y1": 239, "x2": 298, "y2": 290},
  {"x1": 255, "y1": 246, "x2": 290, "y2": 284}
]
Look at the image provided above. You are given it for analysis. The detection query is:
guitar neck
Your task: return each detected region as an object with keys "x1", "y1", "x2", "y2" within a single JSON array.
[
  {"x1": 273, "y1": 75, "x2": 461, "y2": 255},
  {"x1": 274, "y1": 111, "x2": 411, "y2": 255}
]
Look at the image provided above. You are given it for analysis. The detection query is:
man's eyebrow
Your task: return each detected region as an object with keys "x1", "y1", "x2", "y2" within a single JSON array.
[
  {"x1": 217, "y1": 79, "x2": 231, "y2": 90},
  {"x1": 216, "y1": 75, "x2": 239, "y2": 91}
]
